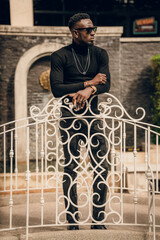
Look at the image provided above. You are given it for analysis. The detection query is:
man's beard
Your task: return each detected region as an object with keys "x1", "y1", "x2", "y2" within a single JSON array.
[
  {"x1": 89, "y1": 41, "x2": 94, "y2": 46},
  {"x1": 81, "y1": 41, "x2": 94, "y2": 47}
]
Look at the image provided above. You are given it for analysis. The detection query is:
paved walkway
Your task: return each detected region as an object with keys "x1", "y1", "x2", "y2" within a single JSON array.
[{"x1": 0, "y1": 192, "x2": 160, "y2": 240}]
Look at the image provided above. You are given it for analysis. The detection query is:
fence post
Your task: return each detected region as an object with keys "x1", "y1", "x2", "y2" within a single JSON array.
[
  {"x1": 3, "y1": 125, "x2": 6, "y2": 191},
  {"x1": 111, "y1": 119, "x2": 115, "y2": 193},
  {"x1": 9, "y1": 131, "x2": 14, "y2": 229},
  {"x1": 40, "y1": 123, "x2": 44, "y2": 226},
  {"x1": 133, "y1": 123, "x2": 137, "y2": 224},
  {"x1": 14, "y1": 122, "x2": 18, "y2": 189},
  {"x1": 25, "y1": 126, "x2": 31, "y2": 240}
]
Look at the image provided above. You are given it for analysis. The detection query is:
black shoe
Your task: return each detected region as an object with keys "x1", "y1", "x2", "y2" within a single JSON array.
[
  {"x1": 68, "y1": 225, "x2": 79, "y2": 230},
  {"x1": 91, "y1": 225, "x2": 107, "y2": 230}
]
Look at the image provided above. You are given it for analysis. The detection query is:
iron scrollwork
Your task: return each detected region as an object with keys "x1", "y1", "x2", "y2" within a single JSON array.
[{"x1": 30, "y1": 93, "x2": 146, "y2": 225}]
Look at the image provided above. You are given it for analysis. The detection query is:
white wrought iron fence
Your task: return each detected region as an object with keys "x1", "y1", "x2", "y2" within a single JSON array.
[{"x1": 0, "y1": 93, "x2": 160, "y2": 240}]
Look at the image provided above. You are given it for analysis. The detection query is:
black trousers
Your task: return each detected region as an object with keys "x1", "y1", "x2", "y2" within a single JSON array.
[{"x1": 60, "y1": 115, "x2": 108, "y2": 223}]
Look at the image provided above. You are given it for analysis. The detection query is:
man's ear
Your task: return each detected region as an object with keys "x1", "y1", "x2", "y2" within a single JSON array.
[{"x1": 72, "y1": 30, "x2": 79, "y2": 38}]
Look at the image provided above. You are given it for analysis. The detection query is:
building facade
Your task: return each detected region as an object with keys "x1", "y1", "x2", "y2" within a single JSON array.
[{"x1": 0, "y1": 0, "x2": 160, "y2": 155}]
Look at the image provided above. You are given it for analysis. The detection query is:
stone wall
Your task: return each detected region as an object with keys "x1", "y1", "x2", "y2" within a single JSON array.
[
  {"x1": 0, "y1": 26, "x2": 122, "y2": 163},
  {"x1": 120, "y1": 38, "x2": 160, "y2": 122},
  {"x1": 0, "y1": 26, "x2": 160, "y2": 163},
  {"x1": 0, "y1": 26, "x2": 122, "y2": 125},
  {"x1": 0, "y1": 34, "x2": 69, "y2": 124},
  {"x1": 27, "y1": 56, "x2": 52, "y2": 115}
]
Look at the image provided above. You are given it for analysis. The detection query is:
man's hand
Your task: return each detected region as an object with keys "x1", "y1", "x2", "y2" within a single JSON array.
[
  {"x1": 88, "y1": 73, "x2": 107, "y2": 86},
  {"x1": 69, "y1": 87, "x2": 93, "y2": 110}
]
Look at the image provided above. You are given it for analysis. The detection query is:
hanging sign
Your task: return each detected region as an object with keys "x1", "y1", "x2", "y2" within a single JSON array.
[{"x1": 133, "y1": 17, "x2": 157, "y2": 34}]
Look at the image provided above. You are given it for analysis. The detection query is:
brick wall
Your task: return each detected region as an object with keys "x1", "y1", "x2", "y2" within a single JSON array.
[
  {"x1": 120, "y1": 40, "x2": 160, "y2": 121},
  {"x1": 0, "y1": 27, "x2": 160, "y2": 159},
  {"x1": 120, "y1": 39, "x2": 160, "y2": 146},
  {"x1": 0, "y1": 34, "x2": 120, "y2": 125},
  {"x1": 0, "y1": 35, "x2": 71, "y2": 125},
  {"x1": 95, "y1": 36, "x2": 120, "y2": 98},
  {"x1": 27, "y1": 56, "x2": 52, "y2": 115},
  {"x1": 0, "y1": 30, "x2": 121, "y2": 162}
]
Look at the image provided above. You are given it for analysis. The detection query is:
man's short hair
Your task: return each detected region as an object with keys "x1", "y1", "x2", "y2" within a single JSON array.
[{"x1": 68, "y1": 13, "x2": 90, "y2": 31}]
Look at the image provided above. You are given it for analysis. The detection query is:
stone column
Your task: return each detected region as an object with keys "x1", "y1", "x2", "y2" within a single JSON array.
[
  {"x1": 9, "y1": 0, "x2": 33, "y2": 26},
  {"x1": 14, "y1": 42, "x2": 65, "y2": 171}
]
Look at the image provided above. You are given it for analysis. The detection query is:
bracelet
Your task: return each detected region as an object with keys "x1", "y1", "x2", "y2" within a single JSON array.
[
  {"x1": 84, "y1": 81, "x2": 91, "y2": 88},
  {"x1": 90, "y1": 85, "x2": 97, "y2": 95}
]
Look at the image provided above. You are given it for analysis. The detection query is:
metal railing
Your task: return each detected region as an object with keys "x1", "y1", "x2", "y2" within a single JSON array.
[{"x1": 0, "y1": 93, "x2": 160, "y2": 240}]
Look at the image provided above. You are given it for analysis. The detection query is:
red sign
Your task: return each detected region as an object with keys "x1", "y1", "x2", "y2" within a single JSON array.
[{"x1": 133, "y1": 17, "x2": 157, "y2": 34}]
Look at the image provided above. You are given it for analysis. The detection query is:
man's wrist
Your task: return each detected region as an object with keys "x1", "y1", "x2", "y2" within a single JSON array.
[
  {"x1": 90, "y1": 85, "x2": 97, "y2": 95},
  {"x1": 84, "y1": 81, "x2": 92, "y2": 88}
]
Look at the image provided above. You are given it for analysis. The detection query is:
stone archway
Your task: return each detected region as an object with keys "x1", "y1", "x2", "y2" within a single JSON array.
[
  {"x1": 14, "y1": 42, "x2": 64, "y2": 166},
  {"x1": 15, "y1": 42, "x2": 64, "y2": 120}
]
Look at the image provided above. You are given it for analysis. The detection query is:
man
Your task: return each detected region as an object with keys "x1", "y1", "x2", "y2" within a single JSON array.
[{"x1": 50, "y1": 13, "x2": 110, "y2": 230}]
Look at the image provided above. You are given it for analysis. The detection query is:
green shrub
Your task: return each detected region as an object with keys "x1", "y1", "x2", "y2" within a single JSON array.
[{"x1": 150, "y1": 54, "x2": 160, "y2": 143}]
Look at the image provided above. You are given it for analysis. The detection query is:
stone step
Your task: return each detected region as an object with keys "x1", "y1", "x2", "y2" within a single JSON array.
[
  {"x1": 0, "y1": 227, "x2": 160, "y2": 240},
  {"x1": 0, "y1": 192, "x2": 160, "y2": 240}
]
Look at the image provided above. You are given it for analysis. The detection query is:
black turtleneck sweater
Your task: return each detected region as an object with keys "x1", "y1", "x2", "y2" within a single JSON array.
[{"x1": 50, "y1": 41, "x2": 110, "y2": 98}]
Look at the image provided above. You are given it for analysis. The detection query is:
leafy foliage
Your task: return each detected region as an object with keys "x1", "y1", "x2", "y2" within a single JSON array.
[{"x1": 150, "y1": 54, "x2": 160, "y2": 143}]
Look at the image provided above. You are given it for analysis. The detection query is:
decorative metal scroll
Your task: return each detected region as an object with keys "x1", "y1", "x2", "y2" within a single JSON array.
[
  {"x1": 30, "y1": 93, "x2": 146, "y2": 225},
  {"x1": 30, "y1": 93, "x2": 145, "y2": 122}
]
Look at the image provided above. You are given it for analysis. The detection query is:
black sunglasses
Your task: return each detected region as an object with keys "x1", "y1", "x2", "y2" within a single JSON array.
[{"x1": 74, "y1": 26, "x2": 97, "y2": 34}]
